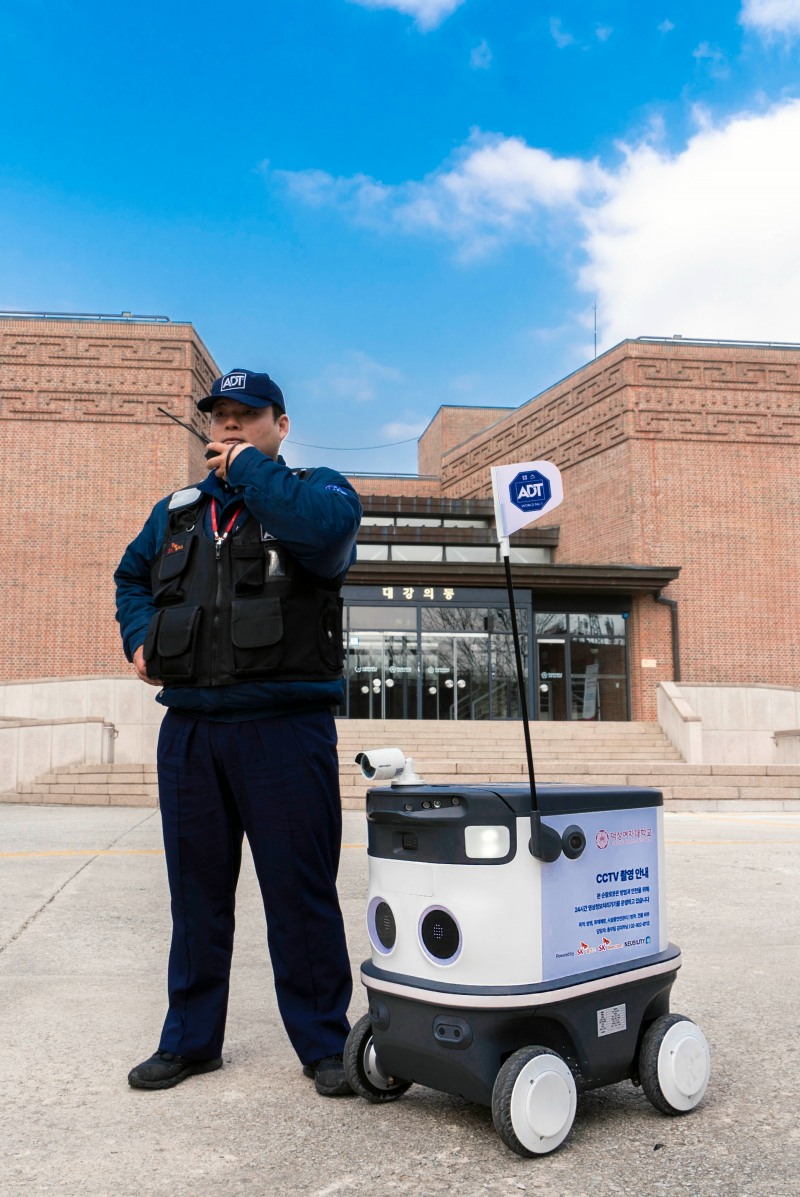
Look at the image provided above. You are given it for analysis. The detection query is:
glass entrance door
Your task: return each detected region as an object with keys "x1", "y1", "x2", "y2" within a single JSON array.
[
  {"x1": 420, "y1": 633, "x2": 492, "y2": 720},
  {"x1": 344, "y1": 599, "x2": 533, "y2": 720},
  {"x1": 421, "y1": 636, "x2": 491, "y2": 718},
  {"x1": 347, "y1": 631, "x2": 418, "y2": 719},
  {"x1": 536, "y1": 638, "x2": 567, "y2": 720}
]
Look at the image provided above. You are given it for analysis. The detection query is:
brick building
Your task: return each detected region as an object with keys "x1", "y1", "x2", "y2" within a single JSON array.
[
  {"x1": 346, "y1": 337, "x2": 800, "y2": 722},
  {"x1": 0, "y1": 312, "x2": 218, "y2": 681},
  {"x1": 2, "y1": 317, "x2": 798, "y2": 725}
]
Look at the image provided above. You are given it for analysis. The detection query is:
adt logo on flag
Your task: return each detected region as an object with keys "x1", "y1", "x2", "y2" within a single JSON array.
[
  {"x1": 509, "y1": 469, "x2": 551, "y2": 513},
  {"x1": 491, "y1": 460, "x2": 563, "y2": 544}
]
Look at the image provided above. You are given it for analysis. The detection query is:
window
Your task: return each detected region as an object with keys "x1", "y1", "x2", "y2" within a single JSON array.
[
  {"x1": 356, "y1": 544, "x2": 389, "y2": 561},
  {"x1": 445, "y1": 546, "x2": 498, "y2": 563},
  {"x1": 391, "y1": 544, "x2": 444, "y2": 562},
  {"x1": 349, "y1": 606, "x2": 417, "y2": 630},
  {"x1": 443, "y1": 517, "x2": 491, "y2": 529},
  {"x1": 509, "y1": 547, "x2": 551, "y2": 564},
  {"x1": 535, "y1": 612, "x2": 568, "y2": 635}
]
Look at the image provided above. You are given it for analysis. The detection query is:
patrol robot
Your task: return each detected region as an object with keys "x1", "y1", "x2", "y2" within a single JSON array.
[{"x1": 343, "y1": 750, "x2": 710, "y2": 1157}]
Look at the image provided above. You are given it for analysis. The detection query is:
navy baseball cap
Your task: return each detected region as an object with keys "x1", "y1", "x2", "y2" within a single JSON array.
[{"x1": 197, "y1": 369, "x2": 286, "y2": 414}]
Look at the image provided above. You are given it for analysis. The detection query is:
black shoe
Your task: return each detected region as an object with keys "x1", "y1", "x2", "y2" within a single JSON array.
[
  {"x1": 302, "y1": 1053, "x2": 353, "y2": 1097},
  {"x1": 128, "y1": 1050, "x2": 223, "y2": 1090}
]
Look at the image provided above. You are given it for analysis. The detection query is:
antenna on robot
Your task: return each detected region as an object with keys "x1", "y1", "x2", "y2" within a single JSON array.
[{"x1": 491, "y1": 461, "x2": 565, "y2": 863}]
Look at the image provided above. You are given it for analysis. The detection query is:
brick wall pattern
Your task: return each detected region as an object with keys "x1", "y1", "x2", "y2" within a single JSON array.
[
  {"x1": 436, "y1": 340, "x2": 800, "y2": 705},
  {"x1": 1, "y1": 318, "x2": 218, "y2": 681}
]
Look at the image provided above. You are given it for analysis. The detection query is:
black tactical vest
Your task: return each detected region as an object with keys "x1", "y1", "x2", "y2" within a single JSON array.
[{"x1": 143, "y1": 486, "x2": 344, "y2": 687}]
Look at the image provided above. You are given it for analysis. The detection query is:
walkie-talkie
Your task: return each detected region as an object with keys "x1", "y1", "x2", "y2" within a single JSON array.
[{"x1": 157, "y1": 407, "x2": 218, "y2": 460}]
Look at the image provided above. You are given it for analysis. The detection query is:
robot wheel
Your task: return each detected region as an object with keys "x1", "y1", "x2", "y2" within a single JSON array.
[
  {"x1": 491, "y1": 1046, "x2": 578, "y2": 1157},
  {"x1": 344, "y1": 1013, "x2": 413, "y2": 1103},
  {"x1": 637, "y1": 1013, "x2": 711, "y2": 1115}
]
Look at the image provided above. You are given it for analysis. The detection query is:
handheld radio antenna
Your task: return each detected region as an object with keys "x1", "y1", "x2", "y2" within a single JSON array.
[{"x1": 157, "y1": 406, "x2": 211, "y2": 446}]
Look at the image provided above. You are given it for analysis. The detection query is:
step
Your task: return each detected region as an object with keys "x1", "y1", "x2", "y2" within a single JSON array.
[{"x1": 7, "y1": 715, "x2": 799, "y2": 811}]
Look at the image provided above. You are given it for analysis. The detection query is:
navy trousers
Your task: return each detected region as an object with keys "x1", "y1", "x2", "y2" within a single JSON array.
[{"x1": 155, "y1": 708, "x2": 352, "y2": 1064}]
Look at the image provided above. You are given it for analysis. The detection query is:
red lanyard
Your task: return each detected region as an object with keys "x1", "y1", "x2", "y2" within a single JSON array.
[{"x1": 210, "y1": 500, "x2": 245, "y2": 552}]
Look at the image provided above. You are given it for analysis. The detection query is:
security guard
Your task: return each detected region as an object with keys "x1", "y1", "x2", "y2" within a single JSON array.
[{"x1": 114, "y1": 369, "x2": 362, "y2": 1096}]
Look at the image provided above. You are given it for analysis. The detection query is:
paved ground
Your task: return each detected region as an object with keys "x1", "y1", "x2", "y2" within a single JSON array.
[{"x1": 1, "y1": 802, "x2": 798, "y2": 1197}]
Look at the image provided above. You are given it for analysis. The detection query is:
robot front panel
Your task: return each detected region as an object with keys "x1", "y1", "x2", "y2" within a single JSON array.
[{"x1": 366, "y1": 835, "x2": 545, "y2": 988}]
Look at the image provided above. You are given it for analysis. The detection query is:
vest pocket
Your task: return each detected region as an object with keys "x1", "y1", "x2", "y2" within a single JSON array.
[
  {"x1": 230, "y1": 596, "x2": 283, "y2": 675},
  {"x1": 153, "y1": 535, "x2": 196, "y2": 604},
  {"x1": 317, "y1": 597, "x2": 344, "y2": 671},
  {"x1": 144, "y1": 606, "x2": 202, "y2": 682},
  {"x1": 231, "y1": 543, "x2": 265, "y2": 594}
]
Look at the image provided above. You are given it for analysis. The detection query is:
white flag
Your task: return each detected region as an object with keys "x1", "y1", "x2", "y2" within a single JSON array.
[{"x1": 491, "y1": 460, "x2": 564, "y2": 542}]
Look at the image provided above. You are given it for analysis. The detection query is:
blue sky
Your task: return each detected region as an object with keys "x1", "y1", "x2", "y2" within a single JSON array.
[{"x1": 2, "y1": 0, "x2": 800, "y2": 472}]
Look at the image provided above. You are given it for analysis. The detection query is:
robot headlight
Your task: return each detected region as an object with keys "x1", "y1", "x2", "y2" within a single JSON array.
[{"x1": 464, "y1": 825, "x2": 510, "y2": 860}]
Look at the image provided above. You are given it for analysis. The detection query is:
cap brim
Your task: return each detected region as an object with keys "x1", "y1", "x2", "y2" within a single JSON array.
[{"x1": 197, "y1": 392, "x2": 285, "y2": 413}]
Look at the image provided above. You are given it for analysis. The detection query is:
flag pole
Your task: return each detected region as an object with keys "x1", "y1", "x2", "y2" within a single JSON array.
[
  {"x1": 492, "y1": 467, "x2": 562, "y2": 863},
  {"x1": 500, "y1": 535, "x2": 537, "y2": 803}
]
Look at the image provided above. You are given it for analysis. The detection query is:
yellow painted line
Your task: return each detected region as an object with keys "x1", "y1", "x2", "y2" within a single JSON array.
[
  {"x1": 2, "y1": 845, "x2": 368, "y2": 859},
  {"x1": 6, "y1": 841, "x2": 797, "y2": 859},
  {"x1": 669, "y1": 814, "x2": 800, "y2": 829},
  {"x1": 666, "y1": 840, "x2": 800, "y2": 845},
  {"x1": 0, "y1": 849, "x2": 165, "y2": 859}
]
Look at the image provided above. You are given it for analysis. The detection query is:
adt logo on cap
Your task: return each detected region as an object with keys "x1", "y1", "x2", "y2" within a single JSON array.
[{"x1": 221, "y1": 372, "x2": 247, "y2": 391}]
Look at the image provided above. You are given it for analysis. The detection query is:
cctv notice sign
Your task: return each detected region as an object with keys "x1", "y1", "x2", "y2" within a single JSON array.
[
  {"x1": 540, "y1": 808, "x2": 661, "y2": 983},
  {"x1": 491, "y1": 460, "x2": 564, "y2": 542}
]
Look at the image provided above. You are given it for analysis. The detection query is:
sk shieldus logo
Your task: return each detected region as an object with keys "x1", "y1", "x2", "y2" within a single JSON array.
[
  {"x1": 598, "y1": 936, "x2": 622, "y2": 952},
  {"x1": 221, "y1": 372, "x2": 246, "y2": 391}
]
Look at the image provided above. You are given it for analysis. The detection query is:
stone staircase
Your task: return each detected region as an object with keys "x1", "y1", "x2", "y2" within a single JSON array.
[
  {"x1": 336, "y1": 720, "x2": 800, "y2": 811},
  {"x1": 13, "y1": 763, "x2": 158, "y2": 807},
  {"x1": 7, "y1": 721, "x2": 800, "y2": 811}
]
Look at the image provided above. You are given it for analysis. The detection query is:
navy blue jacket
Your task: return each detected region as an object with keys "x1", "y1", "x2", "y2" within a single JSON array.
[{"x1": 114, "y1": 447, "x2": 362, "y2": 719}]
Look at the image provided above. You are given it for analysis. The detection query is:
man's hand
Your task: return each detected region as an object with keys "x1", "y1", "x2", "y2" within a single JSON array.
[
  {"x1": 205, "y1": 441, "x2": 250, "y2": 481},
  {"x1": 133, "y1": 645, "x2": 162, "y2": 687}
]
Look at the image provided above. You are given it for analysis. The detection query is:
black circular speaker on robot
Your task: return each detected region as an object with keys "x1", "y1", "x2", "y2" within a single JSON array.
[
  {"x1": 374, "y1": 901, "x2": 396, "y2": 950},
  {"x1": 420, "y1": 907, "x2": 462, "y2": 964},
  {"x1": 367, "y1": 897, "x2": 397, "y2": 955}
]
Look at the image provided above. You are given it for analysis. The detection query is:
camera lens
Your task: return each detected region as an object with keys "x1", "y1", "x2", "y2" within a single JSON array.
[{"x1": 561, "y1": 824, "x2": 586, "y2": 860}]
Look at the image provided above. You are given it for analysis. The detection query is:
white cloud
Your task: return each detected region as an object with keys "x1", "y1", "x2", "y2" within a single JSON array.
[
  {"x1": 581, "y1": 100, "x2": 800, "y2": 347},
  {"x1": 278, "y1": 100, "x2": 800, "y2": 351},
  {"x1": 692, "y1": 42, "x2": 730, "y2": 80},
  {"x1": 276, "y1": 132, "x2": 608, "y2": 257},
  {"x1": 658, "y1": 19, "x2": 675, "y2": 33},
  {"x1": 307, "y1": 351, "x2": 405, "y2": 405},
  {"x1": 381, "y1": 419, "x2": 428, "y2": 438},
  {"x1": 348, "y1": 0, "x2": 465, "y2": 30},
  {"x1": 596, "y1": 25, "x2": 613, "y2": 41},
  {"x1": 470, "y1": 38, "x2": 493, "y2": 69},
  {"x1": 550, "y1": 17, "x2": 575, "y2": 48},
  {"x1": 740, "y1": 0, "x2": 800, "y2": 36}
]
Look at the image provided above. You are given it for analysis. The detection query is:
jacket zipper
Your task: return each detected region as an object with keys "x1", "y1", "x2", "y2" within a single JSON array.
[{"x1": 211, "y1": 537, "x2": 223, "y2": 681}]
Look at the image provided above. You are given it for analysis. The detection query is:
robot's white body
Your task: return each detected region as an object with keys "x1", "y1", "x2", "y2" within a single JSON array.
[
  {"x1": 345, "y1": 772, "x2": 710, "y2": 1157},
  {"x1": 367, "y1": 803, "x2": 668, "y2": 989}
]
